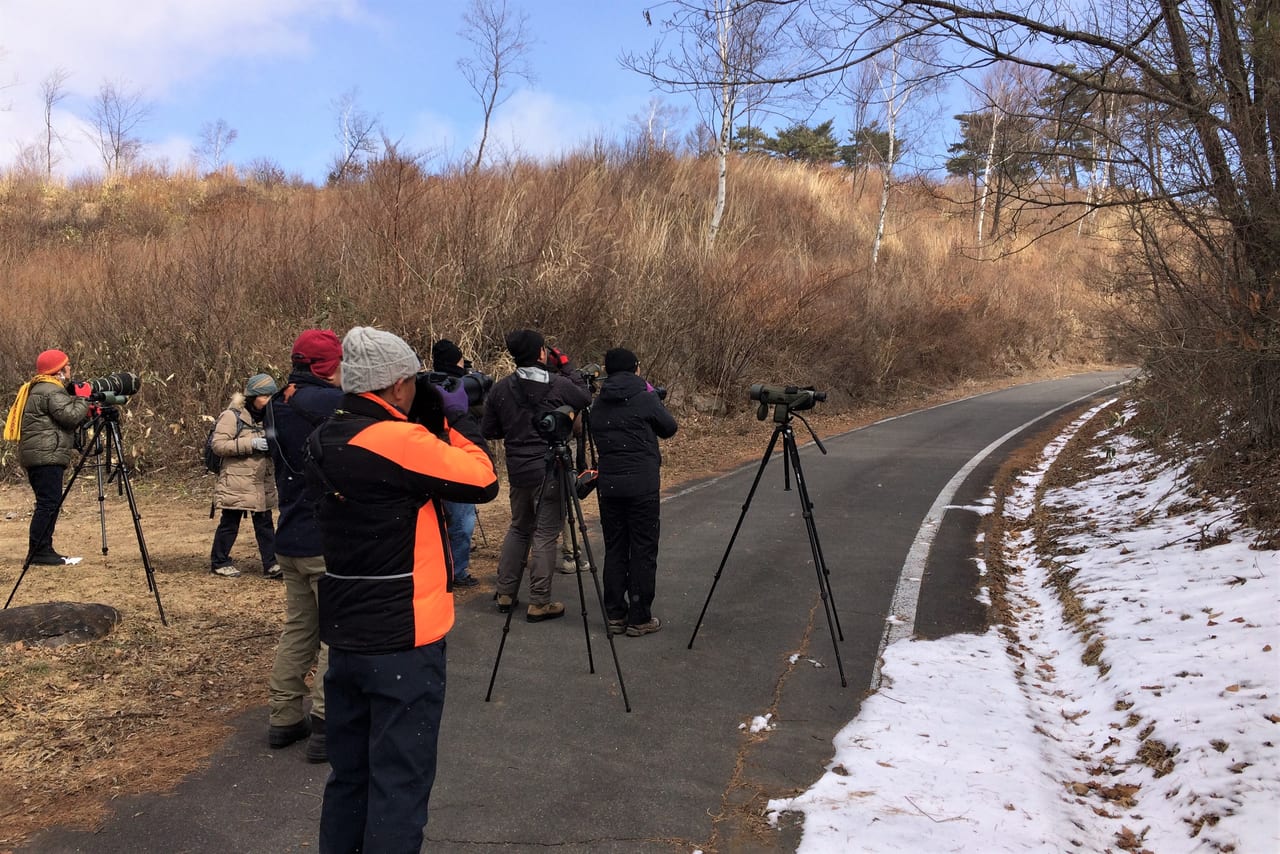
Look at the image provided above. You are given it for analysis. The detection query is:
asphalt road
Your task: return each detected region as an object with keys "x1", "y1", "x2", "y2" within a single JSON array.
[{"x1": 23, "y1": 370, "x2": 1131, "y2": 853}]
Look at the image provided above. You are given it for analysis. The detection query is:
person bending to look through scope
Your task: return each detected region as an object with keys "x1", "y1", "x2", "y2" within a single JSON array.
[
  {"x1": 429, "y1": 338, "x2": 489, "y2": 588},
  {"x1": 481, "y1": 329, "x2": 591, "y2": 623},
  {"x1": 590, "y1": 348, "x2": 677, "y2": 637},
  {"x1": 209, "y1": 373, "x2": 280, "y2": 579},
  {"x1": 4, "y1": 349, "x2": 90, "y2": 566},
  {"x1": 309, "y1": 327, "x2": 498, "y2": 854}
]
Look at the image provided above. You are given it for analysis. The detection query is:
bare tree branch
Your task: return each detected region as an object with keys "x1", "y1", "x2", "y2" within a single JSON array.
[
  {"x1": 88, "y1": 80, "x2": 151, "y2": 175},
  {"x1": 458, "y1": 0, "x2": 535, "y2": 171}
]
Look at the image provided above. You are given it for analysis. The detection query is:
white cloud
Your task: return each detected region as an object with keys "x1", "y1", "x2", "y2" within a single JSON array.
[
  {"x1": 403, "y1": 109, "x2": 461, "y2": 166},
  {"x1": 0, "y1": 0, "x2": 363, "y2": 97},
  {"x1": 0, "y1": 0, "x2": 365, "y2": 176},
  {"x1": 484, "y1": 88, "x2": 628, "y2": 162}
]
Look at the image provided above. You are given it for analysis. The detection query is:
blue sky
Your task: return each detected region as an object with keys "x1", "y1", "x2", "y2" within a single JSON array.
[{"x1": 0, "y1": 1, "x2": 667, "y2": 182}]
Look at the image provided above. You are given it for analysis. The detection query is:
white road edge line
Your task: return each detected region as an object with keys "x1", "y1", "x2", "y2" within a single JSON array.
[{"x1": 876, "y1": 385, "x2": 1126, "y2": 685}]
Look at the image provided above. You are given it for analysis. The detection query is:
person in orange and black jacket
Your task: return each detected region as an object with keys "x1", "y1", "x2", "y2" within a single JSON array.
[{"x1": 308, "y1": 326, "x2": 498, "y2": 854}]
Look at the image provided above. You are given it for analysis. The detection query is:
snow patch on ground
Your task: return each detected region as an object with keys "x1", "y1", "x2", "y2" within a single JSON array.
[{"x1": 768, "y1": 402, "x2": 1279, "y2": 852}]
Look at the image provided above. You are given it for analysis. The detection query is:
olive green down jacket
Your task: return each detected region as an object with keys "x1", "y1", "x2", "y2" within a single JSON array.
[
  {"x1": 19, "y1": 379, "x2": 90, "y2": 469},
  {"x1": 211, "y1": 394, "x2": 277, "y2": 513}
]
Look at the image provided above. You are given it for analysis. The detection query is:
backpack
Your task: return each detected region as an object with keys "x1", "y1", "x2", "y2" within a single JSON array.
[{"x1": 203, "y1": 409, "x2": 247, "y2": 474}]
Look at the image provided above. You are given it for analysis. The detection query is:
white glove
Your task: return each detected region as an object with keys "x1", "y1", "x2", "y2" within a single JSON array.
[{"x1": 251, "y1": 436, "x2": 269, "y2": 452}]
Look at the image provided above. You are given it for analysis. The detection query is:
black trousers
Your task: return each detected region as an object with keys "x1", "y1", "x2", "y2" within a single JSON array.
[
  {"x1": 599, "y1": 493, "x2": 661, "y2": 625},
  {"x1": 26, "y1": 465, "x2": 66, "y2": 556},
  {"x1": 210, "y1": 509, "x2": 276, "y2": 572},
  {"x1": 320, "y1": 640, "x2": 446, "y2": 854}
]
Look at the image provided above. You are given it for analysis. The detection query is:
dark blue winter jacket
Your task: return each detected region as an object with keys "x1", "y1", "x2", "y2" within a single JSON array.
[{"x1": 268, "y1": 368, "x2": 343, "y2": 556}]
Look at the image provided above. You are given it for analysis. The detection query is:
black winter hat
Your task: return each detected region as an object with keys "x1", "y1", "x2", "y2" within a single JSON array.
[
  {"x1": 604, "y1": 347, "x2": 638, "y2": 375},
  {"x1": 505, "y1": 329, "x2": 545, "y2": 367},
  {"x1": 431, "y1": 339, "x2": 464, "y2": 371}
]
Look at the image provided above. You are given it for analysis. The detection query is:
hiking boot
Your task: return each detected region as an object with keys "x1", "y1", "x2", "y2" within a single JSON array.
[
  {"x1": 263, "y1": 564, "x2": 283, "y2": 579},
  {"x1": 453, "y1": 574, "x2": 480, "y2": 588},
  {"x1": 626, "y1": 617, "x2": 662, "y2": 637},
  {"x1": 29, "y1": 549, "x2": 70, "y2": 566},
  {"x1": 305, "y1": 715, "x2": 327, "y2": 764},
  {"x1": 526, "y1": 601, "x2": 566, "y2": 623},
  {"x1": 211, "y1": 565, "x2": 241, "y2": 578},
  {"x1": 495, "y1": 593, "x2": 517, "y2": 613},
  {"x1": 607, "y1": 618, "x2": 627, "y2": 636},
  {"x1": 268, "y1": 718, "x2": 310, "y2": 749}
]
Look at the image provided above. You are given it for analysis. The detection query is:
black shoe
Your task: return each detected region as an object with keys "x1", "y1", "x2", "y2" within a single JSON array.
[
  {"x1": 453, "y1": 574, "x2": 479, "y2": 588},
  {"x1": 29, "y1": 550, "x2": 67, "y2": 566},
  {"x1": 268, "y1": 719, "x2": 310, "y2": 749},
  {"x1": 305, "y1": 715, "x2": 327, "y2": 763}
]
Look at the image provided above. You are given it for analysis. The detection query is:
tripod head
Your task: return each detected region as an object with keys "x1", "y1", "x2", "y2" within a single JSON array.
[
  {"x1": 89, "y1": 403, "x2": 123, "y2": 424},
  {"x1": 539, "y1": 438, "x2": 578, "y2": 480}
]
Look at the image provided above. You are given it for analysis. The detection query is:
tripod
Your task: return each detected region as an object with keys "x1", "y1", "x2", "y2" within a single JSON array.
[
  {"x1": 486, "y1": 438, "x2": 631, "y2": 712},
  {"x1": 5, "y1": 406, "x2": 169, "y2": 625},
  {"x1": 688, "y1": 403, "x2": 846, "y2": 686}
]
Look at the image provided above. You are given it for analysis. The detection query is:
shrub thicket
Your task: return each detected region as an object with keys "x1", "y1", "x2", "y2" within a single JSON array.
[{"x1": 0, "y1": 148, "x2": 1113, "y2": 476}]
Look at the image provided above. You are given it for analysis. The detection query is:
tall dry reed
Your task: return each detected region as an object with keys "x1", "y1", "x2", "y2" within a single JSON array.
[{"x1": 0, "y1": 147, "x2": 1113, "y2": 476}]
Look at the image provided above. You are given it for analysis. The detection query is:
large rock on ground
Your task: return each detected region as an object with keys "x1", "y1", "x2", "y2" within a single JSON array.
[{"x1": 0, "y1": 601, "x2": 122, "y2": 647}]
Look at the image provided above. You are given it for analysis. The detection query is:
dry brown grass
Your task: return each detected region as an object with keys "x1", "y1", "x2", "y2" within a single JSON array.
[{"x1": 0, "y1": 149, "x2": 1113, "y2": 481}]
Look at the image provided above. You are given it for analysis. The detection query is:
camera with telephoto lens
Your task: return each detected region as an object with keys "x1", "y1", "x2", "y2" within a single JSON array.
[
  {"x1": 535, "y1": 404, "x2": 578, "y2": 444},
  {"x1": 70, "y1": 371, "x2": 142, "y2": 407},
  {"x1": 749, "y1": 383, "x2": 826, "y2": 420},
  {"x1": 419, "y1": 368, "x2": 494, "y2": 407},
  {"x1": 576, "y1": 363, "x2": 602, "y2": 391}
]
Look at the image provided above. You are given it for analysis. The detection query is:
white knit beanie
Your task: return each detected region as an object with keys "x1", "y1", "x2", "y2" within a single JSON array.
[{"x1": 340, "y1": 327, "x2": 421, "y2": 394}]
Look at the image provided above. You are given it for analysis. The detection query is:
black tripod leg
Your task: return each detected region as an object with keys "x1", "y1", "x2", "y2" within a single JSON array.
[
  {"x1": 105, "y1": 422, "x2": 168, "y2": 625},
  {"x1": 94, "y1": 431, "x2": 110, "y2": 554},
  {"x1": 688, "y1": 423, "x2": 783, "y2": 649},
  {"x1": 563, "y1": 457, "x2": 631, "y2": 713},
  {"x1": 484, "y1": 586, "x2": 522, "y2": 701},
  {"x1": 6, "y1": 425, "x2": 100, "y2": 609},
  {"x1": 487, "y1": 460, "x2": 553, "y2": 703},
  {"x1": 487, "y1": 449, "x2": 563, "y2": 701},
  {"x1": 786, "y1": 425, "x2": 843, "y2": 639},
  {"x1": 560, "y1": 459, "x2": 596, "y2": 675},
  {"x1": 784, "y1": 429, "x2": 847, "y2": 687}
]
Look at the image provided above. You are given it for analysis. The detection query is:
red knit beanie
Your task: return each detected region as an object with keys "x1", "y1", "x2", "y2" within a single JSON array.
[
  {"x1": 290, "y1": 329, "x2": 342, "y2": 378},
  {"x1": 36, "y1": 349, "x2": 69, "y2": 375}
]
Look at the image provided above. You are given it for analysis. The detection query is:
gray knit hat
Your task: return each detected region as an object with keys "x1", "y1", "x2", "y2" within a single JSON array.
[
  {"x1": 245, "y1": 373, "x2": 279, "y2": 397},
  {"x1": 341, "y1": 327, "x2": 421, "y2": 394}
]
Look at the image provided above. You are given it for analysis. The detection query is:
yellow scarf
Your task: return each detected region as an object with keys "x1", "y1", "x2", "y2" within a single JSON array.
[{"x1": 4, "y1": 374, "x2": 65, "y2": 442}]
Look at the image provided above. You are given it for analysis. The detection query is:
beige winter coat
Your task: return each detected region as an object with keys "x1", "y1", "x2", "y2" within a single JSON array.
[{"x1": 211, "y1": 393, "x2": 277, "y2": 512}]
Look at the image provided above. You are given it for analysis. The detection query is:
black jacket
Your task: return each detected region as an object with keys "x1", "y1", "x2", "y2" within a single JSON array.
[
  {"x1": 482, "y1": 368, "x2": 591, "y2": 487},
  {"x1": 589, "y1": 371, "x2": 678, "y2": 498},
  {"x1": 267, "y1": 369, "x2": 343, "y2": 557}
]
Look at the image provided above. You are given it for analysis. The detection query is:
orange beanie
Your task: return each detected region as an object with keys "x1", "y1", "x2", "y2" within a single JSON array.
[{"x1": 36, "y1": 349, "x2": 69, "y2": 375}]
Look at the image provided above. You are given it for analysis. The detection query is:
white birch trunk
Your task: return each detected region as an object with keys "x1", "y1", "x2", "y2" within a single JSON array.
[
  {"x1": 976, "y1": 109, "x2": 1000, "y2": 248},
  {"x1": 708, "y1": 1, "x2": 733, "y2": 248}
]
